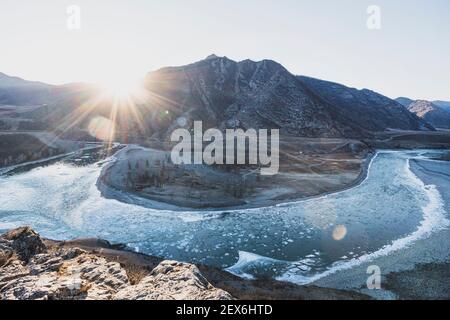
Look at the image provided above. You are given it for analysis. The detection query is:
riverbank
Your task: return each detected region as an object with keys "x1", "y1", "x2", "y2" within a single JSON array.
[
  {"x1": 99, "y1": 137, "x2": 372, "y2": 211},
  {"x1": 310, "y1": 156, "x2": 450, "y2": 300},
  {"x1": 0, "y1": 131, "x2": 109, "y2": 175},
  {"x1": 0, "y1": 227, "x2": 369, "y2": 300}
]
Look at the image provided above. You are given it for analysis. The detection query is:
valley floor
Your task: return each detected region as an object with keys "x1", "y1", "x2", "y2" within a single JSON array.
[{"x1": 100, "y1": 136, "x2": 372, "y2": 210}]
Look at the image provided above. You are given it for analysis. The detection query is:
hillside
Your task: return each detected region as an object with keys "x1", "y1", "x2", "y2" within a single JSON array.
[
  {"x1": 143, "y1": 56, "x2": 431, "y2": 140},
  {"x1": 0, "y1": 56, "x2": 435, "y2": 140},
  {"x1": 396, "y1": 98, "x2": 450, "y2": 129},
  {"x1": 406, "y1": 100, "x2": 450, "y2": 129},
  {"x1": 0, "y1": 72, "x2": 55, "y2": 106}
]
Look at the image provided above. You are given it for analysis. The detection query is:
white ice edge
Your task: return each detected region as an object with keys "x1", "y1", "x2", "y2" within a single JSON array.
[
  {"x1": 94, "y1": 149, "x2": 382, "y2": 221},
  {"x1": 274, "y1": 156, "x2": 450, "y2": 285},
  {"x1": 4, "y1": 146, "x2": 448, "y2": 285}
]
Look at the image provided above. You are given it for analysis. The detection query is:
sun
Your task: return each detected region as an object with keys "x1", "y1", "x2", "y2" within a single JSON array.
[
  {"x1": 99, "y1": 77, "x2": 144, "y2": 101},
  {"x1": 85, "y1": 75, "x2": 150, "y2": 142}
]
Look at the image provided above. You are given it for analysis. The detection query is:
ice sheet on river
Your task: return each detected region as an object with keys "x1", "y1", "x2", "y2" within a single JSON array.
[{"x1": 0, "y1": 150, "x2": 448, "y2": 284}]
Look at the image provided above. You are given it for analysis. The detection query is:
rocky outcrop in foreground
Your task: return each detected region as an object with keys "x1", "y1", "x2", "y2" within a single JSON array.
[
  {"x1": 0, "y1": 227, "x2": 370, "y2": 300},
  {"x1": 0, "y1": 227, "x2": 232, "y2": 300}
]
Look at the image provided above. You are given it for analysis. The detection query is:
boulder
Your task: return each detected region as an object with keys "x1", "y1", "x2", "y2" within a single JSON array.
[
  {"x1": 1, "y1": 227, "x2": 46, "y2": 263},
  {"x1": 114, "y1": 260, "x2": 233, "y2": 300}
]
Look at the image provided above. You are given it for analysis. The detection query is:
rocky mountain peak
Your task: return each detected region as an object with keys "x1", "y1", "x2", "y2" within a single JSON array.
[
  {"x1": 405, "y1": 99, "x2": 450, "y2": 129},
  {"x1": 140, "y1": 56, "x2": 434, "y2": 139},
  {"x1": 205, "y1": 54, "x2": 221, "y2": 60}
]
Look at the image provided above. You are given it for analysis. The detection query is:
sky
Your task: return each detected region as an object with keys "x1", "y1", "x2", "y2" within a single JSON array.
[{"x1": 0, "y1": 0, "x2": 449, "y2": 101}]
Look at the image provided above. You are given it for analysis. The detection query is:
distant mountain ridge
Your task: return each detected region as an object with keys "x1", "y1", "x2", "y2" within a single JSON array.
[
  {"x1": 0, "y1": 72, "x2": 51, "y2": 89},
  {"x1": 0, "y1": 55, "x2": 435, "y2": 139},
  {"x1": 432, "y1": 100, "x2": 450, "y2": 115},
  {"x1": 396, "y1": 98, "x2": 450, "y2": 129},
  {"x1": 143, "y1": 55, "x2": 432, "y2": 139},
  {"x1": 396, "y1": 97, "x2": 414, "y2": 108},
  {"x1": 0, "y1": 72, "x2": 54, "y2": 106},
  {"x1": 297, "y1": 78, "x2": 431, "y2": 132}
]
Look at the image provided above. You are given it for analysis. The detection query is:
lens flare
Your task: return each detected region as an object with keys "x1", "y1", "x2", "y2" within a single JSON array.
[
  {"x1": 332, "y1": 225, "x2": 347, "y2": 241},
  {"x1": 88, "y1": 116, "x2": 115, "y2": 141}
]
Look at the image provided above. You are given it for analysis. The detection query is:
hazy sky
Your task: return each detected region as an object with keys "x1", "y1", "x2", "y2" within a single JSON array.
[{"x1": 1, "y1": 0, "x2": 449, "y2": 100}]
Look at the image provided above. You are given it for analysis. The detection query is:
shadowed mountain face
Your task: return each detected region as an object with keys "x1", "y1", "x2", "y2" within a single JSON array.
[
  {"x1": 396, "y1": 97, "x2": 415, "y2": 108},
  {"x1": 0, "y1": 73, "x2": 101, "y2": 137},
  {"x1": 145, "y1": 56, "x2": 366, "y2": 139},
  {"x1": 402, "y1": 100, "x2": 450, "y2": 130},
  {"x1": 296, "y1": 77, "x2": 433, "y2": 132},
  {"x1": 433, "y1": 100, "x2": 450, "y2": 115},
  {"x1": 144, "y1": 56, "x2": 431, "y2": 139}
]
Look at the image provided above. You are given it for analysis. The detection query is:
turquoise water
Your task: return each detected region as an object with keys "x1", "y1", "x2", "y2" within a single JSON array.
[{"x1": 0, "y1": 150, "x2": 448, "y2": 284}]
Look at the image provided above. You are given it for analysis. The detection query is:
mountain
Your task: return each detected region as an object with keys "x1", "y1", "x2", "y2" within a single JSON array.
[
  {"x1": 396, "y1": 97, "x2": 415, "y2": 107},
  {"x1": 0, "y1": 73, "x2": 101, "y2": 135},
  {"x1": 296, "y1": 77, "x2": 432, "y2": 132},
  {"x1": 144, "y1": 56, "x2": 368, "y2": 138},
  {"x1": 404, "y1": 100, "x2": 450, "y2": 129},
  {"x1": 0, "y1": 72, "x2": 55, "y2": 106},
  {"x1": 0, "y1": 56, "x2": 435, "y2": 139},
  {"x1": 433, "y1": 100, "x2": 450, "y2": 114},
  {"x1": 396, "y1": 97, "x2": 450, "y2": 129},
  {"x1": 397, "y1": 97, "x2": 450, "y2": 114},
  {"x1": 0, "y1": 72, "x2": 51, "y2": 88},
  {"x1": 143, "y1": 55, "x2": 431, "y2": 139}
]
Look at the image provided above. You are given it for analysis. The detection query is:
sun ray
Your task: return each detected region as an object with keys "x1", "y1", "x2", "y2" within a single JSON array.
[{"x1": 36, "y1": 75, "x2": 197, "y2": 151}]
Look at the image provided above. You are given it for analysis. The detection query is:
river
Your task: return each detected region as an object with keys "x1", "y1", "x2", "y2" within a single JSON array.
[{"x1": 0, "y1": 149, "x2": 448, "y2": 285}]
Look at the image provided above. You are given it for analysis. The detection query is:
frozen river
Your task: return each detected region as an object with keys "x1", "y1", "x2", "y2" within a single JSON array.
[{"x1": 0, "y1": 150, "x2": 448, "y2": 284}]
